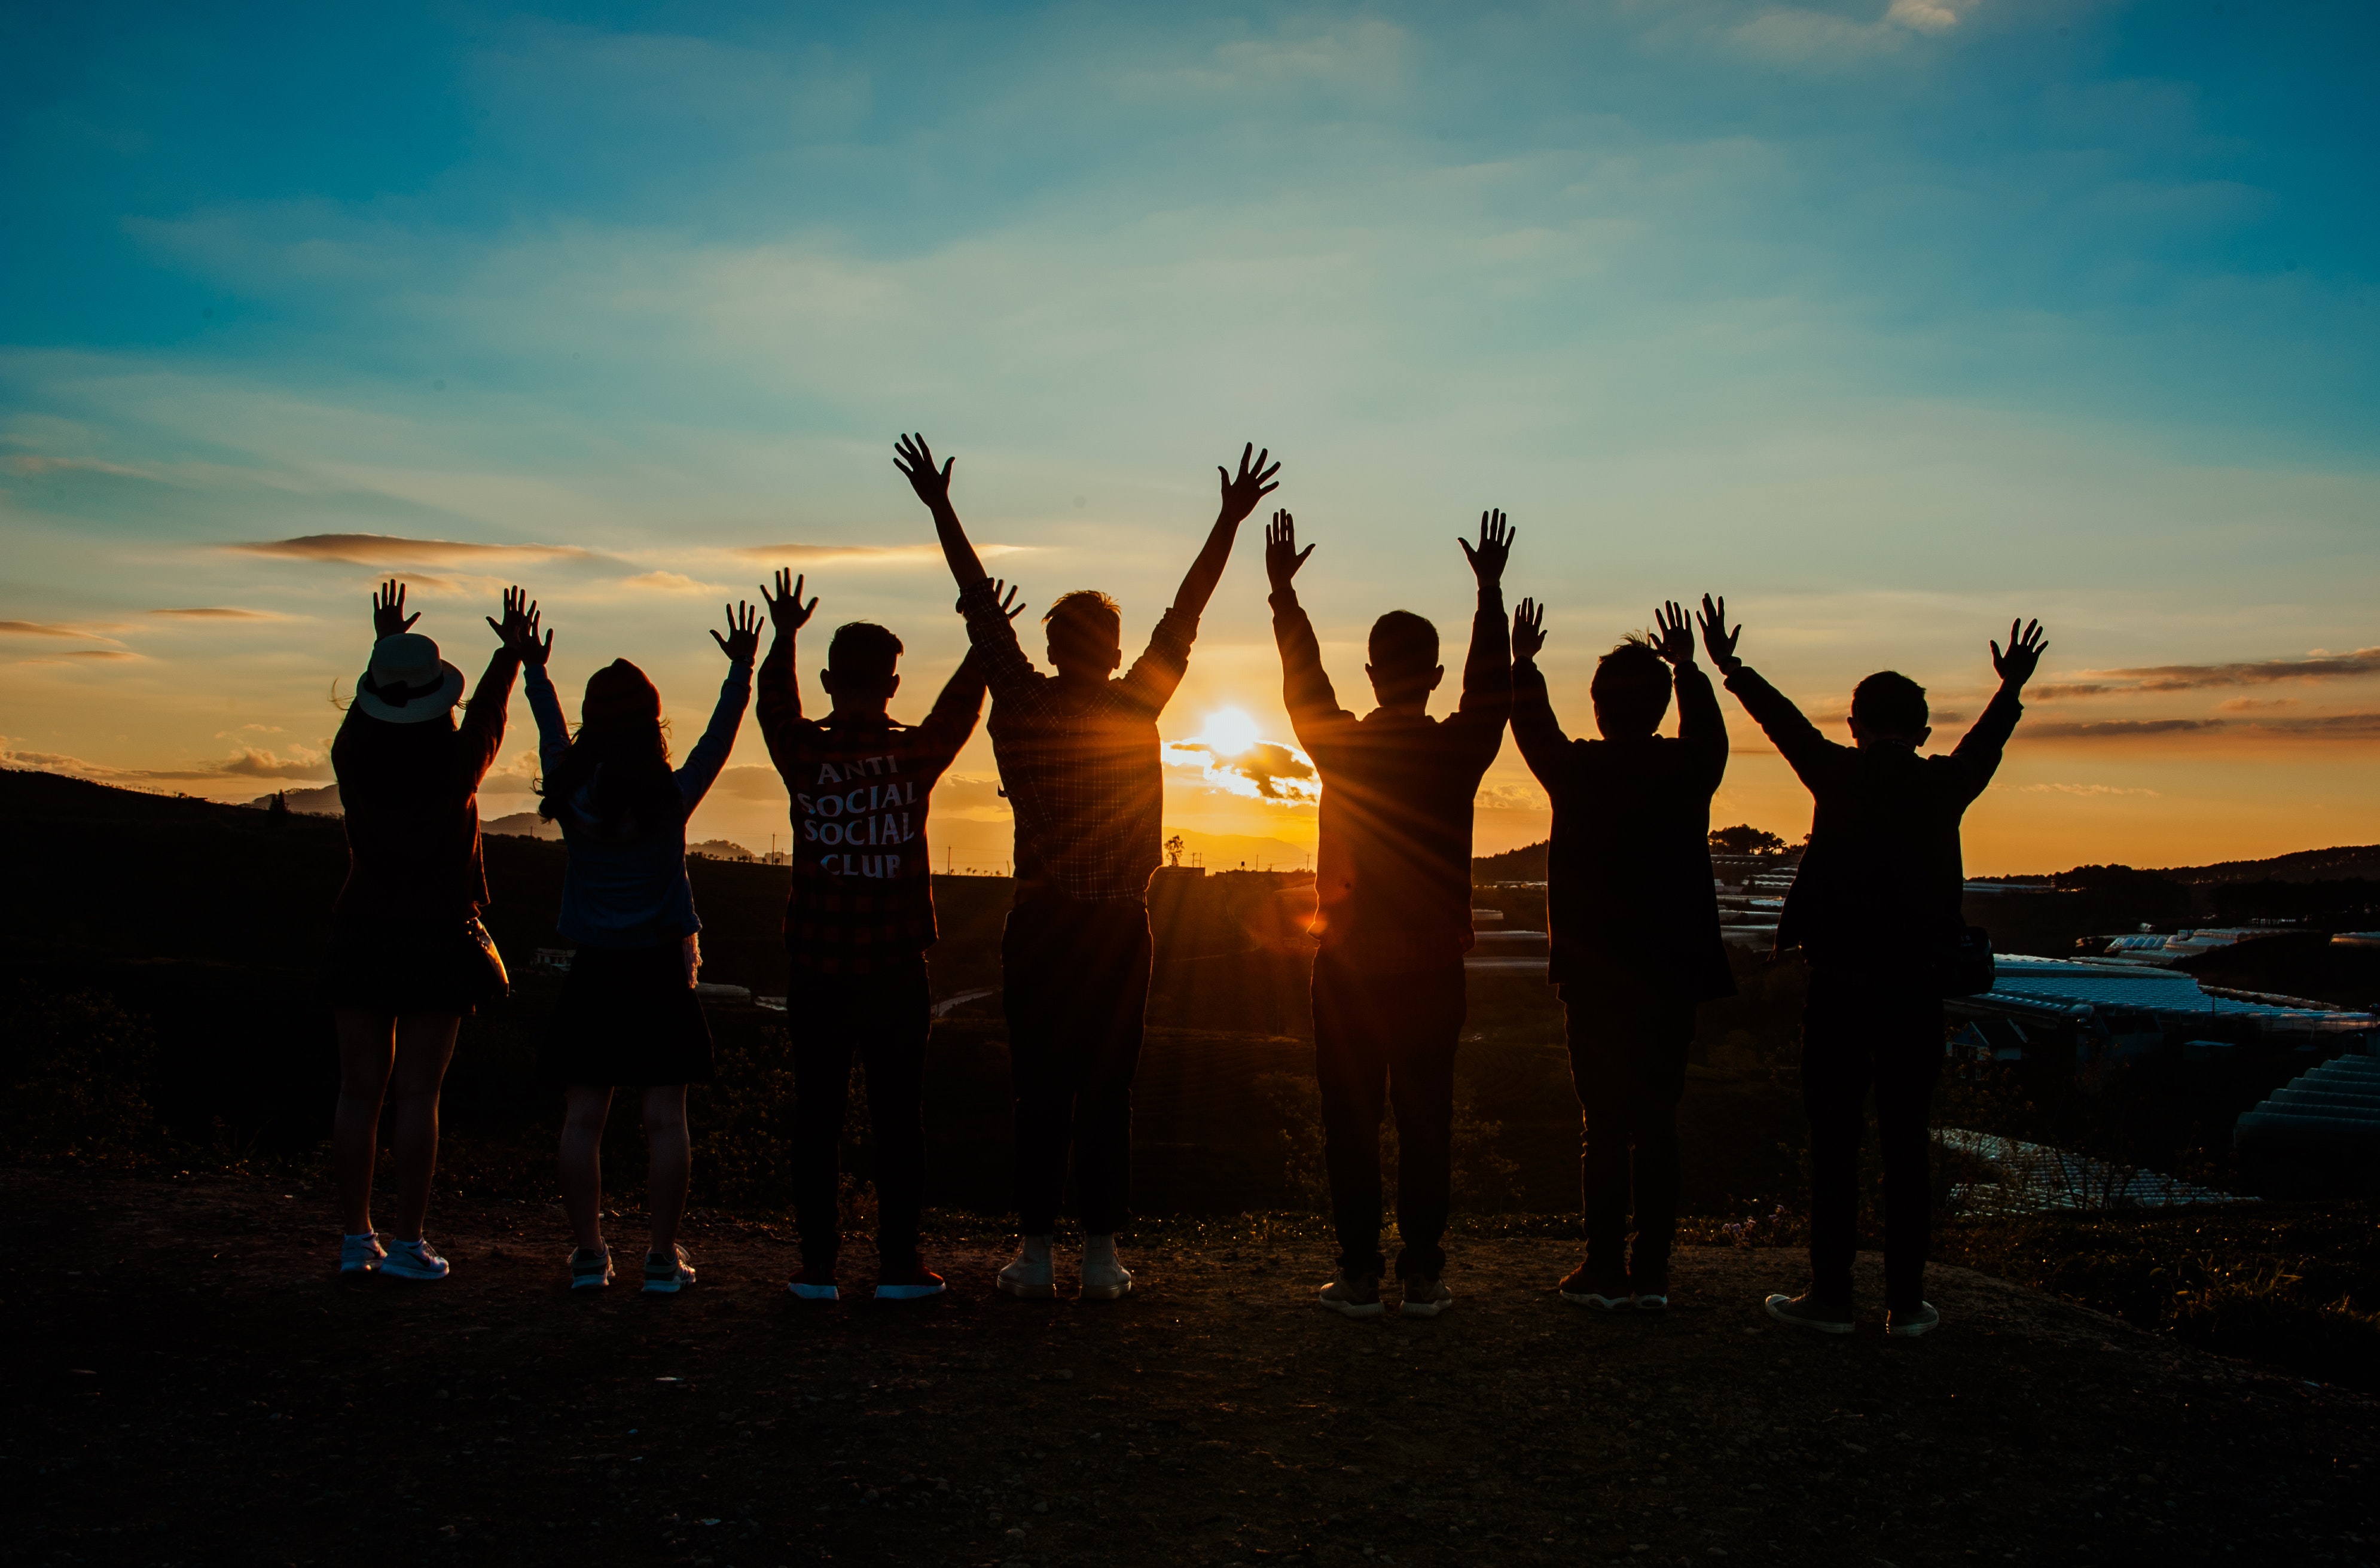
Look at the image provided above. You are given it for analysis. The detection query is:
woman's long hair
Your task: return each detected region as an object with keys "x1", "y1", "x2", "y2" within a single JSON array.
[{"x1": 538, "y1": 660, "x2": 682, "y2": 841}]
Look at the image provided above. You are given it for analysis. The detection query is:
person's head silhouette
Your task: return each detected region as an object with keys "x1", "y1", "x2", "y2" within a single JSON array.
[
  {"x1": 822, "y1": 621, "x2": 904, "y2": 717},
  {"x1": 1365, "y1": 610, "x2": 1444, "y2": 711},
  {"x1": 1848, "y1": 670, "x2": 1931, "y2": 752},
  {"x1": 1042, "y1": 590, "x2": 1123, "y2": 685},
  {"x1": 1591, "y1": 636, "x2": 1671, "y2": 740}
]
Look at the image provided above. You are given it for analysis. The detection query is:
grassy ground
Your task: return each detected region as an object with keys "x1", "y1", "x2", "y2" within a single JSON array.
[{"x1": 11, "y1": 1166, "x2": 2376, "y2": 1568}]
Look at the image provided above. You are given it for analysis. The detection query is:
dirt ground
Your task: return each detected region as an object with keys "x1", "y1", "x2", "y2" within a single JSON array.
[{"x1": 8, "y1": 1169, "x2": 2374, "y2": 1568}]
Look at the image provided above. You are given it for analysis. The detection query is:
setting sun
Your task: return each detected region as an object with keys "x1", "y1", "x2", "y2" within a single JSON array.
[{"x1": 1200, "y1": 707, "x2": 1259, "y2": 757}]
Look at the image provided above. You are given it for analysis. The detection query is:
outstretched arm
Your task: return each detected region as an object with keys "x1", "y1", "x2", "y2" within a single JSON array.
[
  {"x1": 457, "y1": 586, "x2": 536, "y2": 787},
  {"x1": 371, "y1": 578, "x2": 420, "y2": 640},
  {"x1": 1656, "y1": 599, "x2": 1727, "y2": 792},
  {"x1": 1508, "y1": 597, "x2": 1569, "y2": 788},
  {"x1": 895, "y1": 433, "x2": 989, "y2": 592},
  {"x1": 1702, "y1": 594, "x2": 1835, "y2": 789},
  {"x1": 1952, "y1": 618, "x2": 2046, "y2": 795},
  {"x1": 1265, "y1": 510, "x2": 1352, "y2": 750},
  {"x1": 1454, "y1": 511, "x2": 1514, "y2": 765},
  {"x1": 678, "y1": 602, "x2": 760, "y2": 812},
  {"x1": 755, "y1": 569, "x2": 820, "y2": 773},
  {"x1": 1167, "y1": 443, "x2": 1280, "y2": 622}
]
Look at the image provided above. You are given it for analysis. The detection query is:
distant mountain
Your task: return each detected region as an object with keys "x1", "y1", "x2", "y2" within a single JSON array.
[
  {"x1": 2154, "y1": 846, "x2": 2380, "y2": 884},
  {"x1": 1474, "y1": 840, "x2": 1548, "y2": 881},
  {"x1": 246, "y1": 785, "x2": 341, "y2": 816},
  {"x1": 689, "y1": 838, "x2": 755, "y2": 861},
  {"x1": 484, "y1": 811, "x2": 561, "y2": 840}
]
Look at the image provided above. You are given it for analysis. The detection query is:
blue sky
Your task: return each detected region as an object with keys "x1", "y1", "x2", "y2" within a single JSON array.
[{"x1": 5, "y1": 0, "x2": 2377, "y2": 870}]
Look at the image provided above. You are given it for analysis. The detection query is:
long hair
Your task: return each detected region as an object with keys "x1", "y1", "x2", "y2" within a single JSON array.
[{"x1": 538, "y1": 660, "x2": 682, "y2": 841}]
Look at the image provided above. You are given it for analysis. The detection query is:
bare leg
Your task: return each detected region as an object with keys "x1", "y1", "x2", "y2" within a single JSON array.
[
  {"x1": 333, "y1": 1009, "x2": 397, "y2": 1236},
  {"x1": 643, "y1": 1085, "x2": 691, "y2": 1258},
  {"x1": 384, "y1": 1014, "x2": 460, "y2": 1243},
  {"x1": 560, "y1": 1085, "x2": 615, "y2": 1254}
]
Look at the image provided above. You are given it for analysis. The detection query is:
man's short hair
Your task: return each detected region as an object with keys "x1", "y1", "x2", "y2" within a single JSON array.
[
  {"x1": 1851, "y1": 670, "x2": 1930, "y2": 732},
  {"x1": 1367, "y1": 610, "x2": 1439, "y2": 678},
  {"x1": 1043, "y1": 589, "x2": 1122, "y2": 646},
  {"x1": 1591, "y1": 636, "x2": 1672, "y2": 733},
  {"x1": 828, "y1": 621, "x2": 904, "y2": 681}
]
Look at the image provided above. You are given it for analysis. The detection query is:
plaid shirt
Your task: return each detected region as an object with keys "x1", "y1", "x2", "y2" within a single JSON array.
[
  {"x1": 959, "y1": 578, "x2": 1196, "y2": 904},
  {"x1": 756, "y1": 632, "x2": 985, "y2": 973}
]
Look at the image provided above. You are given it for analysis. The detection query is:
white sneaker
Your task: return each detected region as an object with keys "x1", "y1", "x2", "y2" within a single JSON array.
[
  {"x1": 380, "y1": 1237, "x2": 449, "y2": 1281},
  {"x1": 1080, "y1": 1258, "x2": 1133, "y2": 1301},
  {"x1": 997, "y1": 1241, "x2": 1056, "y2": 1300},
  {"x1": 570, "y1": 1247, "x2": 615, "y2": 1290},
  {"x1": 643, "y1": 1244, "x2": 696, "y2": 1294},
  {"x1": 340, "y1": 1232, "x2": 386, "y2": 1275}
]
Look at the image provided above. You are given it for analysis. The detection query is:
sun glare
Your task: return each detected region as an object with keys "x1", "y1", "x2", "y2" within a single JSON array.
[{"x1": 1201, "y1": 707, "x2": 1259, "y2": 756}]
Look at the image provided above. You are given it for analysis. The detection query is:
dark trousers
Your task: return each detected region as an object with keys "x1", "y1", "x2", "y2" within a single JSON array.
[
  {"x1": 1003, "y1": 897, "x2": 1152, "y2": 1236},
  {"x1": 1802, "y1": 965, "x2": 1944, "y2": 1313},
  {"x1": 788, "y1": 960, "x2": 930, "y2": 1271},
  {"x1": 1312, "y1": 950, "x2": 1467, "y2": 1282},
  {"x1": 1561, "y1": 972, "x2": 1695, "y2": 1289}
]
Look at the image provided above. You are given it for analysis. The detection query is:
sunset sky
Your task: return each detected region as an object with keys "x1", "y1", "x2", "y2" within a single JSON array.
[{"x1": 5, "y1": 1, "x2": 2376, "y2": 875}]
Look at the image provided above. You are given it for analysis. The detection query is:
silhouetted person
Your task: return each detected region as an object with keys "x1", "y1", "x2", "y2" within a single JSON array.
[
  {"x1": 328, "y1": 580, "x2": 534, "y2": 1282},
  {"x1": 899, "y1": 432, "x2": 1279, "y2": 1301},
  {"x1": 1703, "y1": 597, "x2": 2046, "y2": 1337},
  {"x1": 1509, "y1": 599, "x2": 1731, "y2": 1312},
  {"x1": 522, "y1": 601, "x2": 759, "y2": 1295},
  {"x1": 1267, "y1": 507, "x2": 1514, "y2": 1319},
  {"x1": 755, "y1": 567, "x2": 1015, "y2": 1303}
]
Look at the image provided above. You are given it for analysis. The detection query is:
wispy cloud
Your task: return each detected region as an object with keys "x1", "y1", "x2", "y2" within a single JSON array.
[
  {"x1": 2031, "y1": 712, "x2": 2380, "y2": 742},
  {"x1": 1167, "y1": 740, "x2": 1318, "y2": 803},
  {"x1": 2022, "y1": 782, "x2": 2161, "y2": 797},
  {"x1": 0, "y1": 620, "x2": 102, "y2": 637},
  {"x1": 149, "y1": 606, "x2": 282, "y2": 621},
  {"x1": 228, "y1": 533, "x2": 601, "y2": 568},
  {"x1": 2037, "y1": 647, "x2": 2380, "y2": 700}
]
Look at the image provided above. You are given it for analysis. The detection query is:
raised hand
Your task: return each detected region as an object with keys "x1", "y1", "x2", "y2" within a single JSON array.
[
  {"x1": 893, "y1": 432, "x2": 954, "y2": 510},
  {"x1": 1458, "y1": 509, "x2": 1514, "y2": 587},
  {"x1": 1264, "y1": 510, "x2": 1314, "y2": 593},
  {"x1": 1698, "y1": 594, "x2": 1741, "y2": 670},
  {"x1": 987, "y1": 579, "x2": 1027, "y2": 621},
  {"x1": 1216, "y1": 443, "x2": 1282, "y2": 526},
  {"x1": 485, "y1": 585, "x2": 552, "y2": 667},
  {"x1": 712, "y1": 601, "x2": 763, "y2": 664},
  {"x1": 760, "y1": 569, "x2": 819, "y2": 635},
  {"x1": 372, "y1": 579, "x2": 420, "y2": 638},
  {"x1": 1991, "y1": 618, "x2": 2048, "y2": 687},
  {"x1": 1512, "y1": 598, "x2": 1547, "y2": 663},
  {"x1": 1653, "y1": 600, "x2": 1695, "y2": 668}
]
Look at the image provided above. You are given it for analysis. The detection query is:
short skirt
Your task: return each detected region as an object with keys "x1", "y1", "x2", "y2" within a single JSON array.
[
  {"x1": 538, "y1": 942, "x2": 715, "y2": 1086},
  {"x1": 326, "y1": 919, "x2": 505, "y2": 1018}
]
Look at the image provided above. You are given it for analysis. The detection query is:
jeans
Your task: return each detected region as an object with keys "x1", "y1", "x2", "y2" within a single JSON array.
[
  {"x1": 788, "y1": 960, "x2": 931, "y2": 1271},
  {"x1": 1801, "y1": 965, "x2": 1945, "y2": 1313},
  {"x1": 1002, "y1": 896, "x2": 1153, "y2": 1236},
  {"x1": 1562, "y1": 974, "x2": 1695, "y2": 1289},
  {"x1": 1313, "y1": 950, "x2": 1467, "y2": 1282}
]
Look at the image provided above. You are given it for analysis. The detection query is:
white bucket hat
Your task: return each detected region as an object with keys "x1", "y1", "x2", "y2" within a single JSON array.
[{"x1": 355, "y1": 632, "x2": 465, "y2": 724}]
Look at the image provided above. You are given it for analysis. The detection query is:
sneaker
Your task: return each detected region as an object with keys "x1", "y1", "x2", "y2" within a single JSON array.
[
  {"x1": 875, "y1": 1262, "x2": 946, "y2": 1302},
  {"x1": 1885, "y1": 1301, "x2": 1940, "y2": 1338},
  {"x1": 996, "y1": 1248, "x2": 1056, "y2": 1301},
  {"x1": 788, "y1": 1266, "x2": 840, "y2": 1302},
  {"x1": 1763, "y1": 1292, "x2": 1854, "y2": 1335},
  {"x1": 643, "y1": 1244, "x2": 695, "y2": 1295},
  {"x1": 1317, "y1": 1273, "x2": 1385, "y2": 1319},
  {"x1": 570, "y1": 1247, "x2": 615, "y2": 1291},
  {"x1": 380, "y1": 1237, "x2": 449, "y2": 1282},
  {"x1": 340, "y1": 1232, "x2": 387, "y2": 1276},
  {"x1": 1557, "y1": 1263, "x2": 1632, "y2": 1311},
  {"x1": 1631, "y1": 1274, "x2": 1670, "y2": 1313},
  {"x1": 1079, "y1": 1258, "x2": 1132, "y2": 1302},
  {"x1": 1401, "y1": 1277, "x2": 1454, "y2": 1319}
]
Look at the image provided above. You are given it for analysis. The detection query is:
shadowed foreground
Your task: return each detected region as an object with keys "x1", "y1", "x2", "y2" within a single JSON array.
[{"x1": 8, "y1": 1169, "x2": 2372, "y2": 1567}]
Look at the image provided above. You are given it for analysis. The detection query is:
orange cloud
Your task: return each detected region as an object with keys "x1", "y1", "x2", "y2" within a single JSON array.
[{"x1": 228, "y1": 533, "x2": 599, "y2": 568}]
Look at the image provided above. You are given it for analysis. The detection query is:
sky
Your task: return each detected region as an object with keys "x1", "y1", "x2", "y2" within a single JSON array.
[{"x1": 4, "y1": 0, "x2": 2376, "y2": 875}]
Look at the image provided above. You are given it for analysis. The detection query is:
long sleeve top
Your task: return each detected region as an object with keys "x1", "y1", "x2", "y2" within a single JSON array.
[
  {"x1": 957, "y1": 578, "x2": 1197, "y2": 905},
  {"x1": 526, "y1": 659, "x2": 752, "y2": 948},
  {"x1": 330, "y1": 645, "x2": 518, "y2": 932},
  {"x1": 1724, "y1": 663, "x2": 2024, "y2": 966},
  {"x1": 1273, "y1": 581, "x2": 1510, "y2": 971},
  {"x1": 756, "y1": 630, "x2": 987, "y2": 972},
  {"x1": 1511, "y1": 657, "x2": 1733, "y2": 1000}
]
